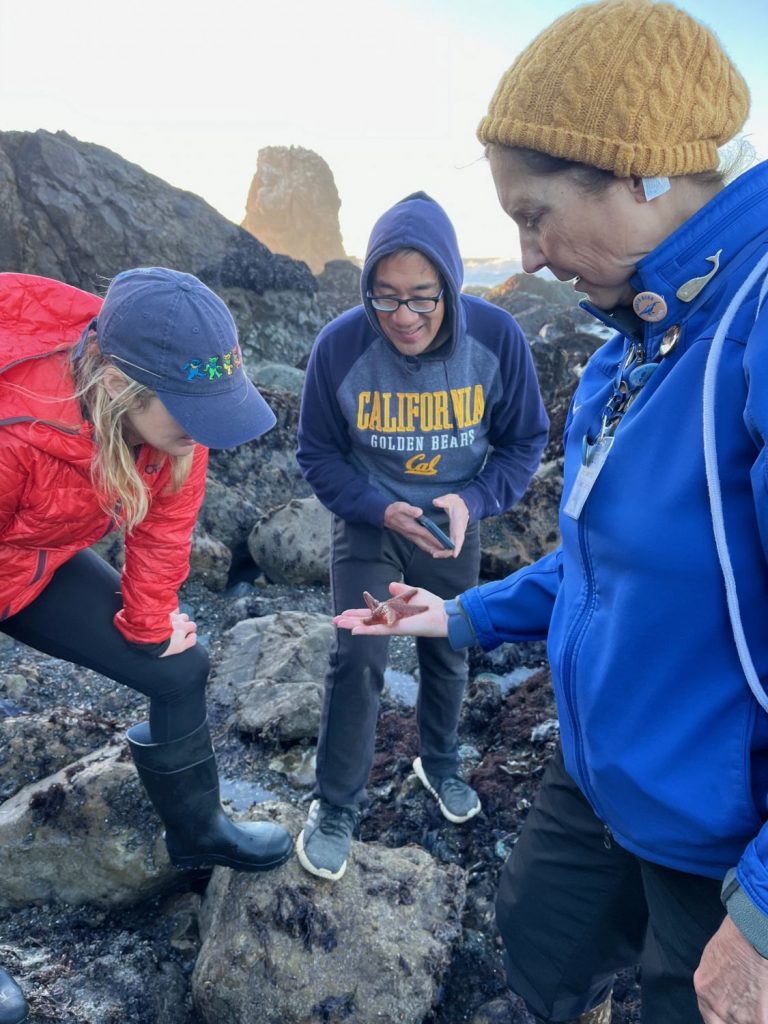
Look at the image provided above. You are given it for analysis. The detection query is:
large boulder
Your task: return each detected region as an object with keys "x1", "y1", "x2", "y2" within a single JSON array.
[
  {"x1": 0, "y1": 129, "x2": 315, "y2": 297},
  {"x1": 0, "y1": 741, "x2": 176, "y2": 908},
  {"x1": 193, "y1": 809, "x2": 467, "y2": 1024},
  {"x1": 0, "y1": 708, "x2": 117, "y2": 802},
  {"x1": 242, "y1": 145, "x2": 347, "y2": 275},
  {"x1": 248, "y1": 496, "x2": 332, "y2": 585},
  {"x1": 208, "y1": 612, "x2": 333, "y2": 742}
]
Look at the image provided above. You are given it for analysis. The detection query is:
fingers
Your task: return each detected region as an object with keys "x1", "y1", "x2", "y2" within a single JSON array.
[
  {"x1": 160, "y1": 611, "x2": 198, "y2": 657},
  {"x1": 388, "y1": 581, "x2": 419, "y2": 596}
]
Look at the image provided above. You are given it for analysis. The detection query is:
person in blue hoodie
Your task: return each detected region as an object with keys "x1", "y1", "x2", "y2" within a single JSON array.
[
  {"x1": 295, "y1": 191, "x2": 548, "y2": 881},
  {"x1": 333, "y1": 3, "x2": 768, "y2": 1023}
]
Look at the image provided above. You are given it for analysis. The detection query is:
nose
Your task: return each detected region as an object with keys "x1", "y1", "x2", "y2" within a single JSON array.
[
  {"x1": 391, "y1": 303, "x2": 420, "y2": 325},
  {"x1": 520, "y1": 235, "x2": 546, "y2": 275}
]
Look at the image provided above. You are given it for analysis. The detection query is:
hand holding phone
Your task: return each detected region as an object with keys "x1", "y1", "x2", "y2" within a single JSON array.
[{"x1": 416, "y1": 514, "x2": 455, "y2": 550}]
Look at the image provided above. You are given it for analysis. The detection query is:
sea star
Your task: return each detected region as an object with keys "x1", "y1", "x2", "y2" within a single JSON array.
[{"x1": 361, "y1": 588, "x2": 428, "y2": 626}]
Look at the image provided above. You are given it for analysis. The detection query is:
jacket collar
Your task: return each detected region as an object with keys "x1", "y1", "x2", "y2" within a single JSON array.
[{"x1": 580, "y1": 160, "x2": 768, "y2": 359}]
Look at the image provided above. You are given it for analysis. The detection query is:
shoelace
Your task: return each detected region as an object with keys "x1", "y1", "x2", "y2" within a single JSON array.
[{"x1": 319, "y1": 804, "x2": 358, "y2": 838}]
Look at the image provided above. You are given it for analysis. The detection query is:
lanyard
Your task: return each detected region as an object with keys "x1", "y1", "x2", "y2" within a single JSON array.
[{"x1": 565, "y1": 329, "x2": 679, "y2": 520}]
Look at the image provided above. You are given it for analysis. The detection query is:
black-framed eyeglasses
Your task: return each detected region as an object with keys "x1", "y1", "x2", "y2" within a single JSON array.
[{"x1": 367, "y1": 288, "x2": 444, "y2": 314}]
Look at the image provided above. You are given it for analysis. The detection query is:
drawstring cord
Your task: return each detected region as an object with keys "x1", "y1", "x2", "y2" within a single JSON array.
[{"x1": 702, "y1": 249, "x2": 768, "y2": 712}]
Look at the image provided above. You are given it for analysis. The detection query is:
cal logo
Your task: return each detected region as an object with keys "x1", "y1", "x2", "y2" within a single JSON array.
[{"x1": 405, "y1": 454, "x2": 441, "y2": 476}]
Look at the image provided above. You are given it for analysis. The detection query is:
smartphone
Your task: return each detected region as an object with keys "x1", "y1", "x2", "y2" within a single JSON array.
[{"x1": 416, "y1": 514, "x2": 455, "y2": 550}]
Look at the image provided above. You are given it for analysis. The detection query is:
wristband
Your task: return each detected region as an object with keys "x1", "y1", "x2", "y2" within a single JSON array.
[{"x1": 722, "y1": 867, "x2": 768, "y2": 959}]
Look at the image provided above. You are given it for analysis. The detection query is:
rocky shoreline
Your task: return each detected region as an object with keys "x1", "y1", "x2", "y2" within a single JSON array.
[{"x1": 0, "y1": 128, "x2": 640, "y2": 1023}]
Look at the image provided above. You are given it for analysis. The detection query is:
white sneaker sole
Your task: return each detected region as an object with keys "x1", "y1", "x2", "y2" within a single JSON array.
[
  {"x1": 295, "y1": 827, "x2": 348, "y2": 881},
  {"x1": 413, "y1": 757, "x2": 481, "y2": 824}
]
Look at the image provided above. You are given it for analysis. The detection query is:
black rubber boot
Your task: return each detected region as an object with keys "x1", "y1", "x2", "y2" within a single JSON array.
[
  {"x1": 0, "y1": 967, "x2": 28, "y2": 1024},
  {"x1": 127, "y1": 720, "x2": 293, "y2": 872}
]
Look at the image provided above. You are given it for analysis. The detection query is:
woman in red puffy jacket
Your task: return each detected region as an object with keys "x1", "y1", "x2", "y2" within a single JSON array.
[{"x1": 0, "y1": 267, "x2": 293, "y2": 1024}]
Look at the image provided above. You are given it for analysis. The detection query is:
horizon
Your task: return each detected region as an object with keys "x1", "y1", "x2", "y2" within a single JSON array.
[{"x1": 1, "y1": 0, "x2": 766, "y2": 261}]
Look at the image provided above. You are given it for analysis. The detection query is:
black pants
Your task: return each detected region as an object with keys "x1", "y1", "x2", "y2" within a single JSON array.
[
  {"x1": 495, "y1": 746, "x2": 725, "y2": 1024},
  {"x1": 0, "y1": 549, "x2": 209, "y2": 743},
  {"x1": 315, "y1": 516, "x2": 480, "y2": 807}
]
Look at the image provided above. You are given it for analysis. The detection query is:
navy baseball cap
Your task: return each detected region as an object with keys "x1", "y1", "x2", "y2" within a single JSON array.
[{"x1": 94, "y1": 267, "x2": 276, "y2": 449}]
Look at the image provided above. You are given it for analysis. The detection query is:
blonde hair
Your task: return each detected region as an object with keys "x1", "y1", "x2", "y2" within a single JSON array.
[{"x1": 72, "y1": 335, "x2": 193, "y2": 531}]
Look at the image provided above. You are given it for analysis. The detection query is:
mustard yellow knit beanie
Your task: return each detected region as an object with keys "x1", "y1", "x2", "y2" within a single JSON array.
[{"x1": 477, "y1": 0, "x2": 750, "y2": 177}]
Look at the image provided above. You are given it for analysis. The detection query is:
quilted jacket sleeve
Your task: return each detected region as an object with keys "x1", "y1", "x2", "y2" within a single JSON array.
[
  {"x1": 114, "y1": 446, "x2": 209, "y2": 644},
  {"x1": 0, "y1": 443, "x2": 27, "y2": 534}
]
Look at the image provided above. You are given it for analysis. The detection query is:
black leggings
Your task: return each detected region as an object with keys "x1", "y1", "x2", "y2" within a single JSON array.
[{"x1": 0, "y1": 549, "x2": 210, "y2": 743}]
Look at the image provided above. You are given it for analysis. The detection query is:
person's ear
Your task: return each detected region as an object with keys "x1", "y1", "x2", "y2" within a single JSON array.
[
  {"x1": 102, "y1": 366, "x2": 128, "y2": 400},
  {"x1": 628, "y1": 176, "x2": 649, "y2": 203}
]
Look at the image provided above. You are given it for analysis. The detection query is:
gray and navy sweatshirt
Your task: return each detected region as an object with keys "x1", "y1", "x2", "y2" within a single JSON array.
[{"x1": 296, "y1": 192, "x2": 548, "y2": 526}]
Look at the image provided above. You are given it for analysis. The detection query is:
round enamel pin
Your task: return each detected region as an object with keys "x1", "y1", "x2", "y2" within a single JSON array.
[{"x1": 632, "y1": 291, "x2": 668, "y2": 322}]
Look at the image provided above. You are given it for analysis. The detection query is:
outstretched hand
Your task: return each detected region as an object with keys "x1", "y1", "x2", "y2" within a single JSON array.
[
  {"x1": 695, "y1": 914, "x2": 768, "y2": 1023},
  {"x1": 333, "y1": 581, "x2": 449, "y2": 637},
  {"x1": 160, "y1": 610, "x2": 198, "y2": 657}
]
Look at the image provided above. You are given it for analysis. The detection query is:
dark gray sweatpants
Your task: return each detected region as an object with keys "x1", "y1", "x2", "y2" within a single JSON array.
[{"x1": 314, "y1": 515, "x2": 480, "y2": 807}]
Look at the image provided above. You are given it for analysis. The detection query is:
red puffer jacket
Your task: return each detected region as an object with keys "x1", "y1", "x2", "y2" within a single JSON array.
[{"x1": 0, "y1": 273, "x2": 209, "y2": 644}]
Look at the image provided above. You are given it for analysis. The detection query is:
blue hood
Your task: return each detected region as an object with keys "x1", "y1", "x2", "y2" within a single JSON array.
[{"x1": 360, "y1": 191, "x2": 465, "y2": 355}]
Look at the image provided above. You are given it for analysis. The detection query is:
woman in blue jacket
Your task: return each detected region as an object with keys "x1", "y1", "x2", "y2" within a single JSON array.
[{"x1": 334, "y1": 2, "x2": 768, "y2": 1022}]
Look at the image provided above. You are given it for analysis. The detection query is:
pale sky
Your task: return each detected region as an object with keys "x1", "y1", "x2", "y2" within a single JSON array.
[{"x1": 1, "y1": 0, "x2": 766, "y2": 261}]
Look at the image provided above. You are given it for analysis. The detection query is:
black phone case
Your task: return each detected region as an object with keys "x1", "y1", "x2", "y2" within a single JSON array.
[{"x1": 416, "y1": 515, "x2": 455, "y2": 550}]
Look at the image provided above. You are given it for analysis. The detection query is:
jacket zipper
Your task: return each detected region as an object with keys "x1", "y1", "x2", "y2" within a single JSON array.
[{"x1": 558, "y1": 510, "x2": 606, "y2": 822}]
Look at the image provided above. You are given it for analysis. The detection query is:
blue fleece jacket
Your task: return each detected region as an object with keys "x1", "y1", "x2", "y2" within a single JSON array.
[
  {"x1": 448, "y1": 162, "x2": 768, "y2": 918},
  {"x1": 297, "y1": 192, "x2": 549, "y2": 526}
]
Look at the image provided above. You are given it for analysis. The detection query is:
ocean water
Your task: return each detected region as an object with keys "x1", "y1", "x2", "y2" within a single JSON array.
[
  {"x1": 462, "y1": 257, "x2": 523, "y2": 288},
  {"x1": 462, "y1": 258, "x2": 560, "y2": 289}
]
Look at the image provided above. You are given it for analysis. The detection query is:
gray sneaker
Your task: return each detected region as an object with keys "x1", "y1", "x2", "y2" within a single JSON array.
[
  {"x1": 413, "y1": 757, "x2": 481, "y2": 824},
  {"x1": 296, "y1": 799, "x2": 360, "y2": 881}
]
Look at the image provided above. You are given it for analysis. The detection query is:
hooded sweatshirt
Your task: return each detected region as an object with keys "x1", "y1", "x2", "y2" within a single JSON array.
[{"x1": 297, "y1": 192, "x2": 548, "y2": 524}]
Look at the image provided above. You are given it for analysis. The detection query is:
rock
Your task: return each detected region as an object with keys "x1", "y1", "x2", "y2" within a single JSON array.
[
  {"x1": 222, "y1": 286, "x2": 327, "y2": 369},
  {"x1": 252, "y1": 361, "x2": 306, "y2": 397},
  {"x1": 529, "y1": 336, "x2": 573, "y2": 399},
  {"x1": 468, "y1": 997, "x2": 519, "y2": 1024},
  {"x1": 479, "y1": 474, "x2": 562, "y2": 578},
  {"x1": 268, "y1": 748, "x2": 317, "y2": 789},
  {"x1": 242, "y1": 145, "x2": 347, "y2": 275},
  {"x1": 316, "y1": 259, "x2": 362, "y2": 324},
  {"x1": 248, "y1": 496, "x2": 332, "y2": 585},
  {"x1": 0, "y1": 740, "x2": 177, "y2": 908},
  {"x1": 199, "y1": 476, "x2": 262, "y2": 567},
  {"x1": 193, "y1": 806, "x2": 466, "y2": 1024},
  {"x1": 0, "y1": 129, "x2": 315, "y2": 298},
  {"x1": 188, "y1": 522, "x2": 232, "y2": 592},
  {"x1": 485, "y1": 272, "x2": 581, "y2": 308},
  {"x1": 207, "y1": 388, "x2": 314, "y2": 548},
  {"x1": 208, "y1": 612, "x2": 333, "y2": 742},
  {"x1": 20, "y1": 923, "x2": 193, "y2": 1024},
  {"x1": 0, "y1": 708, "x2": 116, "y2": 802},
  {"x1": 531, "y1": 719, "x2": 560, "y2": 744}
]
